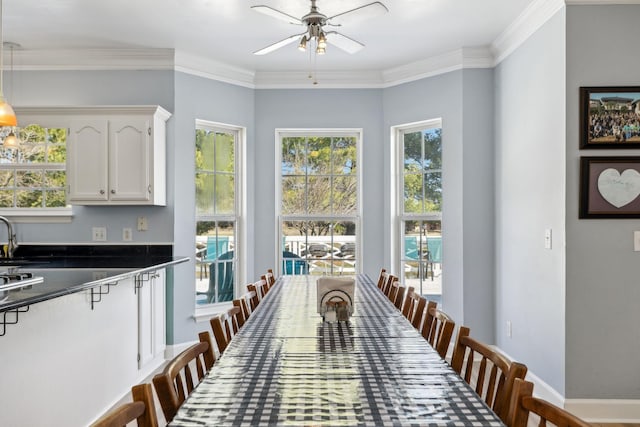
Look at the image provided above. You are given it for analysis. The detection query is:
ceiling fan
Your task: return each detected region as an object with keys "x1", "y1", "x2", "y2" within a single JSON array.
[{"x1": 251, "y1": 0, "x2": 389, "y2": 56}]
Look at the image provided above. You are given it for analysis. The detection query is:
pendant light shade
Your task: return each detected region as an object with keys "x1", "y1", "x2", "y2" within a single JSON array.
[{"x1": 0, "y1": 98, "x2": 16, "y2": 127}]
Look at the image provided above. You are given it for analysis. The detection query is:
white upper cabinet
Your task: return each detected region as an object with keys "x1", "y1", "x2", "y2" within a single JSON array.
[
  {"x1": 15, "y1": 105, "x2": 171, "y2": 206},
  {"x1": 67, "y1": 106, "x2": 171, "y2": 205}
]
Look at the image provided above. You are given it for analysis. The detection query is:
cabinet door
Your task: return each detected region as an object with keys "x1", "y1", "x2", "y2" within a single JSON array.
[
  {"x1": 109, "y1": 118, "x2": 151, "y2": 202},
  {"x1": 138, "y1": 270, "x2": 166, "y2": 370},
  {"x1": 67, "y1": 119, "x2": 109, "y2": 202}
]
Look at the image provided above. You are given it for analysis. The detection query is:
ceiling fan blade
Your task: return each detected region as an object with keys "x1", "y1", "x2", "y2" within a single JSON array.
[
  {"x1": 251, "y1": 5, "x2": 302, "y2": 25},
  {"x1": 326, "y1": 2, "x2": 388, "y2": 25},
  {"x1": 325, "y1": 32, "x2": 365, "y2": 54},
  {"x1": 253, "y1": 33, "x2": 305, "y2": 55}
]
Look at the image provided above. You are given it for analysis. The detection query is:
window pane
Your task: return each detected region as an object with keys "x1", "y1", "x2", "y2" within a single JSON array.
[
  {"x1": 215, "y1": 132, "x2": 235, "y2": 173},
  {"x1": 0, "y1": 191, "x2": 13, "y2": 207},
  {"x1": 404, "y1": 172, "x2": 423, "y2": 213},
  {"x1": 332, "y1": 137, "x2": 356, "y2": 175},
  {"x1": 47, "y1": 144, "x2": 67, "y2": 163},
  {"x1": 17, "y1": 190, "x2": 43, "y2": 208},
  {"x1": 196, "y1": 130, "x2": 215, "y2": 172},
  {"x1": 21, "y1": 144, "x2": 46, "y2": 163},
  {"x1": 44, "y1": 171, "x2": 66, "y2": 188},
  {"x1": 196, "y1": 221, "x2": 235, "y2": 304},
  {"x1": 333, "y1": 176, "x2": 357, "y2": 214},
  {"x1": 45, "y1": 190, "x2": 67, "y2": 207},
  {"x1": 17, "y1": 170, "x2": 43, "y2": 187},
  {"x1": 215, "y1": 174, "x2": 235, "y2": 214},
  {"x1": 307, "y1": 137, "x2": 331, "y2": 175},
  {"x1": 282, "y1": 176, "x2": 306, "y2": 215},
  {"x1": 423, "y1": 172, "x2": 442, "y2": 212},
  {"x1": 195, "y1": 173, "x2": 214, "y2": 216},
  {"x1": 307, "y1": 176, "x2": 331, "y2": 214},
  {"x1": 282, "y1": 137, "x2": 306, "y2": 175}
]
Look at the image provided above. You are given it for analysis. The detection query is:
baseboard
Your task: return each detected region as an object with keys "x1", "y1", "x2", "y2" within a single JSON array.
[{"x1": 564, "y1": 399, "x2": 640, "y2": 423}]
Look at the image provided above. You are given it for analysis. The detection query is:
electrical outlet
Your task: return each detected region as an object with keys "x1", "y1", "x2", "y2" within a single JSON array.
[
  {"x1": 92, "y1": 227, "x2": 107, "y2": 242},
  {"x1": 137, "y1": 216, "x2": 148, "y2": 231},
  {"x1": 123, "y1": 228, "x2": 132, "y2": 241}
]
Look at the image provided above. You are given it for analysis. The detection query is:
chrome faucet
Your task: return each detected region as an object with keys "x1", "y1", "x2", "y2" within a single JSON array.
[{"x1": 0, "y1": 216, "x2": 18, "y2": 258}]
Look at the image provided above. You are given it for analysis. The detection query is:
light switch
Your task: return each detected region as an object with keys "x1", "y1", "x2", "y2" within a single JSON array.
[
  {"x1": 544, "y1": 229, "x2": 552, "y2": 249},
  {"x1": 634, "y1": 231, "x2": 640, "y2": 251},
  {"x1": 137, "y1": 216, "x2": 148, "y2": 231}
]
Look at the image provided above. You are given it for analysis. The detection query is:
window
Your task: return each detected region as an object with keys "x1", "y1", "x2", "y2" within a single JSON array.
[
  {"x1": 0, "y1": 124, "x2": 67, "y2": 209},
  {"x1": 278, "y1": 130, "x2": 360, "y2": 276},
  {"x1": 195, "y1": 121, "x2": 241, "y2": 306},
  {"x1": 397, "y1": 120, "x2": 442, "y2": 298}
]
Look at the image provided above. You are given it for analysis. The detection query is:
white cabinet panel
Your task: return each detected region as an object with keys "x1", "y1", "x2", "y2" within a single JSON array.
[{"x1": 67, "y1": 119, "x2": 109, "y2": 201}]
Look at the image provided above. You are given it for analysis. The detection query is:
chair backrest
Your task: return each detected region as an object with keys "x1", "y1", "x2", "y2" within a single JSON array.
[
  {"x1": 420, "y1": 300, "x2": 438, "y2": 337},
  {"x1": 232, "y1": 298, "x2": 246, "y2": 327},
  {"x1": 450, "y1": 326, "x2": 528, "y2": 422},
  {"x1": 376, "y1": 268, "x2": 387, "y2": 289},
  {"x1": 507, "y1": 378, "x2": 591, "y2": 427},
  {"x1": 204, "y1": 236, "x2": 229, "y2": 261},
  {"x1": 254, "y1": 278, "x2": 269, "y2": 300},
  {"x1": 210, "y1": 307, "x2": 241, "y2": 355},
  {"x1": 282, "y1": 250, "x2": 309, "y2": 275},
  {"x1": 198, "y1": 331, "x2": 217, "y2": 371},
  {"x1": 261, "y1": 274, "x2": 271, "y2": 294},
  {"x1": 246, "y1": 283, "x2": 260, "y2": 310},
  {"x1": 266, "y1": 269, "x2": 276, "y2": 287},
  {"x1": 422, "y1": 307, "x2": 455, "y2": 358},
  {"x1": 389, "y1": 280, "x2": 406, "y2": 310},
  {"x1": 403, "y1": 290, "x2": 427, "y2": 330},
  {"x1": 91, "y1": 383, "x2": 158, "y2": 427},
  {"x1": 381, "y1": 274, "x2": 396, "y2": 297},
  {"x1": 152, "y1": 341, "x2": 210, "y2": 422},
  {"x1": 401, "y1": 286, "x2": 415, "y2": 318}
]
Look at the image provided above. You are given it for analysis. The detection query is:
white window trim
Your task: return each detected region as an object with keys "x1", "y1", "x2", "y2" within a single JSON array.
[
  {"x1": 391, "y1": 118, "x2": 443, "y2": 274},
  {"x1": 275, "y1": 128, "x2": 363, "y2": 276},
  {"x1": 194, "y1": 119, "x2": 246, "y2": 316}
]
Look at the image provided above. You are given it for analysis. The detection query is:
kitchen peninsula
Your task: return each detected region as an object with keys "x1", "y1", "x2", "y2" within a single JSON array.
[{"x1": 0, "y1": 244, "x2": 189, "y2": 427}]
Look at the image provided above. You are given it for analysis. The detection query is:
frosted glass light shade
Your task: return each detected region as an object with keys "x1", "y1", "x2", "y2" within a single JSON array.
[{"x1": 3, "y1": 131, "x2": 18, "y2": 147}]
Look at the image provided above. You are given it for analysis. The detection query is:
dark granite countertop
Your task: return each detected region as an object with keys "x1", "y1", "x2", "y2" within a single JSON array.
[{"x1": 0, "y1": 245, "x2": 189, "y2": 312}]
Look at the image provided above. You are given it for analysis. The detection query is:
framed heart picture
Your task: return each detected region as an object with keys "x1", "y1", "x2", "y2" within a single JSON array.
[{"x1": 580, "y1": 156, "x2": 640, "y2": 218}]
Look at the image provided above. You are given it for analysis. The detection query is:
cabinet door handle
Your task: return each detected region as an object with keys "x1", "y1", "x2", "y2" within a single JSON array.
[
  {"x1": 111, "y1": 189, "x2": 116, "y2": 194},
  {"x1": 99, "y1": 189, "x2": 105, "y2": 195}
]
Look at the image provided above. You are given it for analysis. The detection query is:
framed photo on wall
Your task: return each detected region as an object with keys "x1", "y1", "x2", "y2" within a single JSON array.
[
  {"x1": 580, "y1": 86, "x2": 640, "y2": 149},
  {"x1": 580, "y1": 156, "x2": 640, "y2": 218}
]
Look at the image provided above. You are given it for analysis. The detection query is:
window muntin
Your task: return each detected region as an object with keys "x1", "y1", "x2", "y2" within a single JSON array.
[
  {"x1": 399, "y1": 122, "x2": 442, "y2": 297},
  {"x1": 195, "y1": 125, "x2": 238, "y2": 306},
  {"x1": 0, "y1": 124, "x2": 67, "y2": 209},
  {"x1": 279, "y1": 132, "x2": 359, "y2": 276}
]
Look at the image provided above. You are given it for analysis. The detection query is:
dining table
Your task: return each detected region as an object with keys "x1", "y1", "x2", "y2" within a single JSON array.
[{"x1": 170, "y1": 274, "x2": 505, "y2": 426}]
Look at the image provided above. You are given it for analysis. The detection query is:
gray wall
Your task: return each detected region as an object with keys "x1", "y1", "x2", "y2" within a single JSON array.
[
  {"x1": 170, "y1": 72, "x2": 255, "y2": 344},
  {"x1": 565, "y1": 5, "x2": 640, "y2": 399},
  {"x1": 383, "y1": 70, "x2": 496, "y2": 343},
  {"x1": 494, "y1": 10, "x2": 566, "y2": 394}
]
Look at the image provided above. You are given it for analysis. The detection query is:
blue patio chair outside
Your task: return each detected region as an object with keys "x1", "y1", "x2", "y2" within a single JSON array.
[
  {"x1": 282, "y1": 251, "x2": 309, "y2": 275},
  {"x1": 404, "y1": 236, "x2": 419, "y2": 260},
  {"x1": 197, "y1": 250, "x2": 234, "y2": 304},
  {"x1": 203, "y1": 236, "x2": 229, "y2": 263}
]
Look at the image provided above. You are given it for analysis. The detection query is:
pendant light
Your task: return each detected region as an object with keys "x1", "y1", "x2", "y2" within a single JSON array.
[
  {"x1": 2, "y1": 41, "x2": 18, "y2": 147},
  {"x1": 0, "y1": 0, "x2": 17, "y2": 128}
]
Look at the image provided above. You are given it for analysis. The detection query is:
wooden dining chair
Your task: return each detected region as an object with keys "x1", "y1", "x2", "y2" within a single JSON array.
[
  {"x1": 422, "y1": 307, "x2": 455, "y2": 358},
  {"x1": 152, "y1": 341, "x2": 210, "y2": 423},
  {"x1": 381, "y1": 274, "x2": 396, "y2": 298},
  {"x1": 261, "y1": 274, "x2": 271, "y2": 294},
  {"x1": 506, "y1": 378, "x2": 590, "y2": 427},
  {"x1": 401, "y1": 286, "x2": 415, "y2": 318},
  {"x1": 232, "y1": 298, "x2": 247, "y2": 327},
  {"x1": 91, "y1": 383, "x2": 158, "y2": 427},
  {"x1": 420, "y1": 300, "x2": 438, "y2": 337},
  {"x1": 403, "y1": 290, "x2": 427, "y2": 330},
  {"x1": 198, "y1": 330, "x2": 217, "y2": 370},
  {"x1": 376, "y1": 268, "x2": 387, "y2": 289},
  {"x1": 266, "y1": 268, "x2": 276, "y2": 287},
  {"x1": 210, "y1": 306, "x2": 241, "y2": 355},
  {"x1": 245, "y1": 283, "x2": 260, "y2": 311},
  {"x1": 389, "y1": 280, "x2": 406, "y2": 310},
  {"x1": 450, "y1": 326, "x2": 528, "y2": 423},
  {"x1": 236, "y1": 291, "x2": 253, "y2": 323}
]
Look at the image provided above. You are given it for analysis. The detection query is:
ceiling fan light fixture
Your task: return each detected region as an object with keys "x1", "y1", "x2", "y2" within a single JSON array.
[
  {"x1": 316, "y1": 45, "x2": 325, "y2": 55},
  {"x1": 298, "y1": 35, "x2": 307, "y2": 52},
  {"x1": 317, "y1": 32, "x2": 327, "y2": 49}
]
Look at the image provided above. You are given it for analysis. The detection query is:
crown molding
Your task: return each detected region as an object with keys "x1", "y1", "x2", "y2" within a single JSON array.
[
  {"x1": 4, "y1": 48, "x2": 175, "y2": 71},
  {"x1": 174, "y1": 51, "x2": 255, "y2": 89},
  {"x1": 381, "y1": 47, "x2": 494, "y2": 88},
  {"x1": 491, "y1": 0, "x2": 565, "y2": 65}
]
